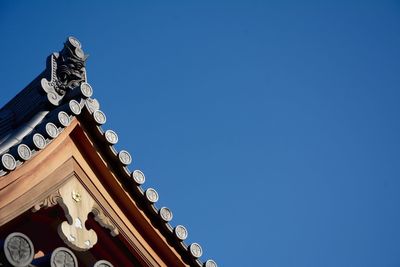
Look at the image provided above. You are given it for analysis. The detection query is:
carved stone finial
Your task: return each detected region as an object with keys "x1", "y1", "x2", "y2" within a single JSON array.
[
  {"x1": 41, "y1": 37, "x2": 88, "y2": 105},
  {"x1": 56, "y1": 37, "x2": 88, "y2": 94}
]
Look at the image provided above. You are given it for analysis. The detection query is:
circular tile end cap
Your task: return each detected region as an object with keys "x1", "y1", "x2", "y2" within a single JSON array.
[
  {"x1": 104, "y1": 130, "x2": 118, "y2": 145},
  {"x1": 131, "y1": 170, "x2": 145, "y2": 185},
  {"x1": 118, "y1": 150, "x2": 132, "y2": 165},
  {"x1": 33, "y1": 133, "x2": 46, "y2": 150},
  {"x1": 4, "y1": 232, "x2": 35, "y2": 267},
  {"x1": 46, "y1": 122, "x2": 59, "y2": 139},
  {"x1": 80, "y1": 82, "x2": 93, "y2": 98},
  {"x1": 159, "y1": 207, "x2": 173, "y2": 222},
  {"x1": 174, "y1": 225, "x2": 188, "y2": 241},
  {"x1": 145, "y1": 188, "x2": 159, "y2": 203},
  {"x1": 69, "y1": 99, "x2": 82, "y2": 115},
  {"x1": 1, "y1": 153, "x2": 16, "y2": 171},
  {"x1": 94, "y1": 259, "x2": 114, "y2": 267},
  {"x1": 58, "y1": 111, "x2": 71, "y2": 127},
  {"x1": 68, "y1": 36, "x2": 82, "y2": 48},
  {"x1": 51, "y1": 247, "x2": 78, "y2": 267},
  {"x1": 204, "y1": 259, "x2": 218, "y2": 267},
  {"x1": 93, "y1": 110, "x2": 107, "y2": 125},
  {"x1": 189, "y1": 243, "x2": 203, "y2": 258},
  {"x1": 17, "y1": 144, "x2": 31, "y2": 161}
]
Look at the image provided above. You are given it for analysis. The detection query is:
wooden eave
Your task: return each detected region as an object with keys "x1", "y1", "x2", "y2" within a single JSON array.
[{"x1": 0, "y1": 118, "x2": 193, "y2": 267}]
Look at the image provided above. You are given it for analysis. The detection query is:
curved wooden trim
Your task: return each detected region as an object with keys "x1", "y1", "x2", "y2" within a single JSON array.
[{"x1": 0, "y1": 119, "x2": 190, "y2": 267}]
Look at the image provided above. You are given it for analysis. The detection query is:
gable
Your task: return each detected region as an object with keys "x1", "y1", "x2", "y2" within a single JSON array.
[{"x1": 0, "y1": 37, "x2": 217, "y2": 267}]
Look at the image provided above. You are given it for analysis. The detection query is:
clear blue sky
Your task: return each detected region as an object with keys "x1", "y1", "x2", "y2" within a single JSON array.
[{"x1": 1, "y1": 1, "x2": 400, "y2": 266}]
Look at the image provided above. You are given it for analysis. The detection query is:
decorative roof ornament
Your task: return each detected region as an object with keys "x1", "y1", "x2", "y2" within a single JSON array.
[{"x1": 41, "y1": 37, "x2": 88, "y2": 106}]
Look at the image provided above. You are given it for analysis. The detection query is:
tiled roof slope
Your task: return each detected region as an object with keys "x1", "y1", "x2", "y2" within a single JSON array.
[{"x1": 0, "y1": 37, "x2": 217, "y2": 267}]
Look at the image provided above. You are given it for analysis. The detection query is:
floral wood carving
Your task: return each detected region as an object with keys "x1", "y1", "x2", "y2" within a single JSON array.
[
  {"x1": 32, "y1": 190, "x2": 61, "y2": 212},
  {"x1": 92, "y1": 203, "x2": 119, "y2": 237}
]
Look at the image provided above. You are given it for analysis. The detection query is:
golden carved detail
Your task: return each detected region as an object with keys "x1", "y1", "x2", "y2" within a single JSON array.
[{"x1": 71, "y1": 190, "x2": 81, "y2": 202}]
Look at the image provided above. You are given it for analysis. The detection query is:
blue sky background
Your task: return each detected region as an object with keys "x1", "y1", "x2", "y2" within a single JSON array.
[{"x1": 1, "y1": 1, "x2": 400, "y2": 266}]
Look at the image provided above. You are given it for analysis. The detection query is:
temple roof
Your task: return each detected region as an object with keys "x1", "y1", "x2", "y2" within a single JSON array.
[{"x1": 0, "y1": 37, "x2": 217, "y2": 267}]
